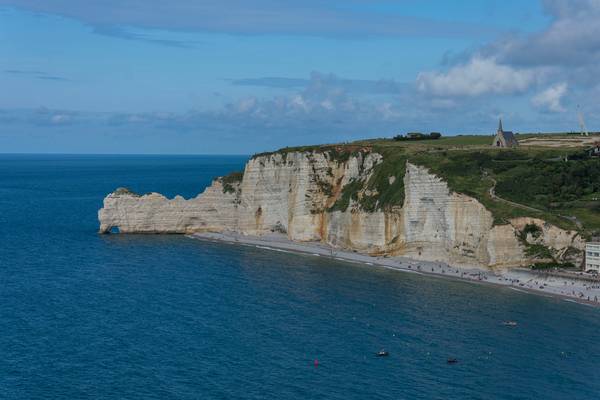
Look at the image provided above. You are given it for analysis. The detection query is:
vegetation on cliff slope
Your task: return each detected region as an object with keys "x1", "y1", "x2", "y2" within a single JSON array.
[
  {"x1": 114, "y1": 187, "x2": 140, "y2": 197},
  {"x1": 220, "y1": 171, "x2": 244, "y2": 194},
  {"x1": 409, "y1": 148, "x2": 600, "y2": 234}
]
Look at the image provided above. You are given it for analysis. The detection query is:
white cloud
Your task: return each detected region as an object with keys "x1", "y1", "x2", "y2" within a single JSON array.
[
  {"x1": 415, "y1": 1, "x2": 600, "y2": 106},
  {"x1": 320, "y1": 99, "x2": 334, "y2": 110},
  {"x1": 290, "y1": 95, "x2": 309, "y2": 112},
  {"x1": 50, "y1": 114, "x2": 71, "y2": 124},
  {"x1": 416, "y1": 57, "x2": 536, "y2": 97},
  {"x1": 237, "y1": 97, "x2": 258, "y2": 113},
  {"x1": 0, "y1": 0, "x2": 491, "y2": 39},
  {"x1": 531, "y1": 83, "x2": 568, "y2": 113}
]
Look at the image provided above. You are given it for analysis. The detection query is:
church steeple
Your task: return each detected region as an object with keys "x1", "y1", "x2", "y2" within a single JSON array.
[{"x1": 492, "y1": 118, "x2": 518, "y2": 148}]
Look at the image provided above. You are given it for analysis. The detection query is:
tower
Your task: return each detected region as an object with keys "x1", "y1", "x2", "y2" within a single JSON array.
[{"x1": 577, "y1": 106, "x2": 589, "y2": 136}]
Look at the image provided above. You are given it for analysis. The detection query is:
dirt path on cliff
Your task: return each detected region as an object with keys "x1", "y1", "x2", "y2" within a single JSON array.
[
  {"x1": 487, "y1": 176, "x2": 544, "y2": 213},
  {"x1": 486, "y1": 175, "x2": 583, "y2": 229}
]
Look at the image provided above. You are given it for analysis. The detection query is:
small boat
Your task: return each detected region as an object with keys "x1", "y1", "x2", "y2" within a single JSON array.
[
  {"x1": 502, "y1": 321, "x2": 518, "y2": 327},
  {"x1": 446, "y1": 358, "x2": 458, "y2": 364},
  {"x1": 376, "y1": 350, "x2": 389, "y2": 357}
]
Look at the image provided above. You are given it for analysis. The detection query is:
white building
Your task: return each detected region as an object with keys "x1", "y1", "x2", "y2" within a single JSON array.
[{"x1": 585, "y1": 242, "x2": 600, "y2": 272}]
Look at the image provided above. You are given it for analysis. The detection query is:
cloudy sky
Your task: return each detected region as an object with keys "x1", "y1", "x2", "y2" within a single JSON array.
[{"x1": 1, "y1": 0, "x2": 599, "y2": 154}]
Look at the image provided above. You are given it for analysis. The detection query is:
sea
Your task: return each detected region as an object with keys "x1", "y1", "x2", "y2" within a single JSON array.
[{"x1": 1, "y1": 154, "x2": 599, "y2": 400}]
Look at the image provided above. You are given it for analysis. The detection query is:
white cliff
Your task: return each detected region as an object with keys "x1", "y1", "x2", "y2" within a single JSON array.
[
  {"x1": 98, "y1": 182, "x2": 240, "y2": 234},
  {"x1": 98, "y1": 150, "x2": 583, "y2": 268},
  {"x1": 398, "y1": 162, "x2": 494, "y2": 267}
]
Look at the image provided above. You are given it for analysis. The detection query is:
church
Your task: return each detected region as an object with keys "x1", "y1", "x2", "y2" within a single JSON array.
[{"x1": 492, "y1": 119, "x2": 519, "y2": 148}]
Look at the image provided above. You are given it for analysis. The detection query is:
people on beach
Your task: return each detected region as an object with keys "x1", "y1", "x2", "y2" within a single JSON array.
[{"x1": 197, "y1": 232, "x2": 600, "y2": 306}]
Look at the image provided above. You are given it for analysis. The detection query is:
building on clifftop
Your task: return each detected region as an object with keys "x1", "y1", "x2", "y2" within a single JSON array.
[{"x1": 492, "y1": 119, "x2": 519, "y2": 148}]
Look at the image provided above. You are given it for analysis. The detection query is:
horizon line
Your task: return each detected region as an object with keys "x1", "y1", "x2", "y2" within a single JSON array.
[{"x1": 0, "y1": 152, "x2": 252, "y2": 156}]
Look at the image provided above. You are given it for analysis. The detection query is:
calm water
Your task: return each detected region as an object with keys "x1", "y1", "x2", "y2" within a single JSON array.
[{"x1": 1, "y1": 154, "x2": 599, "y2": 400}]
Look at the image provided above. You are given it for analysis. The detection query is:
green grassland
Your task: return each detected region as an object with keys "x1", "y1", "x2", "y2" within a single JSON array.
[{"x1": 254, "y1": 134, "x2": 600, "y2": 235}]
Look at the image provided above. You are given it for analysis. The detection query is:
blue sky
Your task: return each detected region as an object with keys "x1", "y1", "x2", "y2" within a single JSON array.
[{"x1": 0, "y1": 0, "x2": 598, "y2": 154}]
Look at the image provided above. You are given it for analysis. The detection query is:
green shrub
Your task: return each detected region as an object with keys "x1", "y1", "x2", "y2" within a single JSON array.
[
  {"x1": 393, "y1": 132, "x2": 442, "y2": 141},
  {"x1": 114, "y1": 187, "x2": 139, "y2": 196},
  {"x1": 530, "y1": 262, "x2": 575, "y2": 270},
  {"x1": 524, "y1": 244, "x2": 554, "y2": 259},
  {"x1": 518, "y1": 223, "x2": 543, "y2": 241},
  {"x1": 329, "y1": 179, "x2": 363, "y2": 212},
  {"x1": 221, "y1": 171, "x2": 244, "y2": 194},
  {"x1": 316, "y1": 180, "x2": 333, "y2": 196}
]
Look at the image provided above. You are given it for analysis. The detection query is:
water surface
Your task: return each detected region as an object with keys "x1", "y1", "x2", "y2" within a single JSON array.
[{"x1": 1, "y1": 154, "x2": 599, "y2": 399}]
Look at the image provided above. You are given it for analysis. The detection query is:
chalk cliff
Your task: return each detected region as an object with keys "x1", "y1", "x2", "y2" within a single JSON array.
[{"x1": 99, "y1": 150, "x2": 583, "y2": 268}]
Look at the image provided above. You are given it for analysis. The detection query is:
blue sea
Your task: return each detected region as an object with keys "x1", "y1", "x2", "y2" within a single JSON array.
[{"x1": 1, "y1": 154, "x2": 600, "y2": 400}]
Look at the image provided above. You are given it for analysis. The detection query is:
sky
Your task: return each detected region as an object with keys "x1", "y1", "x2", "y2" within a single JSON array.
[{"x1": 1, "y1": 0, "x2": 599, "y2": 154}]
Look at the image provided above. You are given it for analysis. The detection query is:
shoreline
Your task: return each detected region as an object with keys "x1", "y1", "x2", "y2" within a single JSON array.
[{"x1": 190, "y1": 231, "x2": 600, "y2": 308}]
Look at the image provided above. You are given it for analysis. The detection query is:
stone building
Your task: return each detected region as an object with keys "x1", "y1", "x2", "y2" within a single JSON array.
[{"x1": 492, "y1": 119, "x2": 519, "y2": 148}]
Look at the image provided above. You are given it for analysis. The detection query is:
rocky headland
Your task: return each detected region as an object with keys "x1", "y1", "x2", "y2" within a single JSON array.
[{"x1": 99, "y1": 147, "x2": 584, "y2": 270}]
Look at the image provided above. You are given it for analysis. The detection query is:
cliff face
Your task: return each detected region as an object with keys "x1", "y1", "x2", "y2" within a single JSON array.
[
  {"x1": 399, "y1": 163, "x2": 495, "y2": 266},
  {"x1": 99, "y1": 151, "x2": 583, "y2": 268},
  {"x1": 98, "y1": 182, "x2": 240, "y2": 234},
  {"x1": 236, "y1": 151, "x2": 382, "y2": 239}
]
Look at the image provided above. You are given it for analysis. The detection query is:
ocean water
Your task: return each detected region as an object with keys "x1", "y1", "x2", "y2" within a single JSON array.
[{"x1": 1, "y1": 154, "x2": 600, "y2": 400}]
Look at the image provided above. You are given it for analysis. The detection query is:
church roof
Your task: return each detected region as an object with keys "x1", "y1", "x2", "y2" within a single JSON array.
[
  {"x1": 502, "y1": 131, "x2": 515, "y2": 140},
  {"x1": 500, "y1": 131, "x2": 518, "y2": 145}
]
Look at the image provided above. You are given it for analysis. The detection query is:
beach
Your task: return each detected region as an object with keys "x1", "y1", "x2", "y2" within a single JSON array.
[{"x1": 192, "y1": 231, "x2": 600, "y2": 307}]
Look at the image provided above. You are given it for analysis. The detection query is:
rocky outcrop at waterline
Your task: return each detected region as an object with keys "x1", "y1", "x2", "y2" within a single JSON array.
[{"x1": 99, "y1": 150, "x2": 584, "y2": 269}]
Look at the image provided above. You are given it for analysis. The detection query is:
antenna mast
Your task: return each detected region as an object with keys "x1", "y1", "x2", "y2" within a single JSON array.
[{"x1": 578, "y1": 105, "x2": 589, "y2": 136}]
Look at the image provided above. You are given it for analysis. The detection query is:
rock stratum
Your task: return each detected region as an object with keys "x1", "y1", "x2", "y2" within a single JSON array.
[{"x1": 99, "y1": 150, "x2": 584, "y2": 269}]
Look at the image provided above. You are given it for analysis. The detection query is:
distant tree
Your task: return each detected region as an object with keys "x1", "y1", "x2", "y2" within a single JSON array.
[{"x1": 392, "y1": 132, "x2": 442, "y2": 141}]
